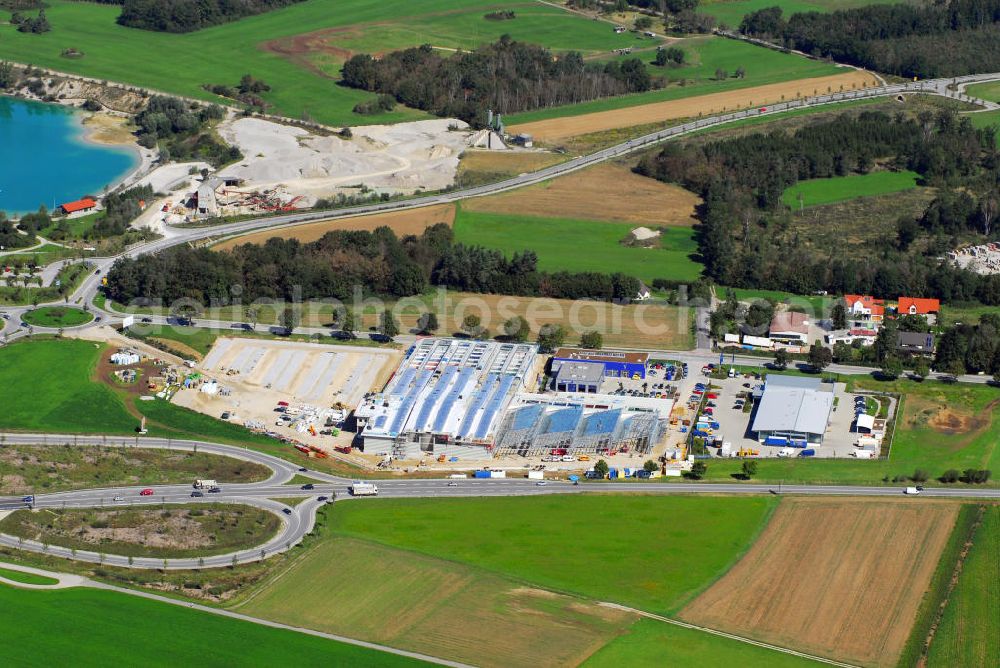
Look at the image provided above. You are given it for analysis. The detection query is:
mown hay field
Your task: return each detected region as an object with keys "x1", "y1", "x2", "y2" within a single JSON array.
[
  {"x1": 240, "y1": 536, "x2": 635, "y2": 668},
  {"x1": 680, "y1": 497, "x2": 961, "y2": 667}
]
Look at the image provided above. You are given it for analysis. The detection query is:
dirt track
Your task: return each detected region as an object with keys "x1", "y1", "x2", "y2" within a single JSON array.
[
  {"x1": 509, "y1": 71, "x2": 880, "y2": 142},
  {"x1": 462, "y1": 162, "x2": 700, "y2": 227},
  {"x1": 213, "y1": 204, "x2": 456, "y2": 250},
  {"x1": 680, "y1": 497, "x2": 959, "y2": 667}
]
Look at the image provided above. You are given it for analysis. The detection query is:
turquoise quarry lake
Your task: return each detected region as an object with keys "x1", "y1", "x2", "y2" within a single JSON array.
[{"x1": 0, "y1": 96, "x2": 138, "y2": 215}]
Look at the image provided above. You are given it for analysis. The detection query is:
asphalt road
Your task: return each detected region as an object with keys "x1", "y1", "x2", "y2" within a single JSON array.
[{"x1": 0, "y1": 435, "x2": 997, "y2": 569}]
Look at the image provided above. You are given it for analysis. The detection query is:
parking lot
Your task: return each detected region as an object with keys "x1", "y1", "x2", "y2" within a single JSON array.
[{"x1": 687, "y1": 370, "x2": 892, "y2": 459}]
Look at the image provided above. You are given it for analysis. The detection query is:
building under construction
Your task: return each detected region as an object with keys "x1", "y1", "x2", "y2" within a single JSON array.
[
  {"x1": 354, "y1": 338, "x2": 540, "y2": 459},
  {"x1": 492, "y1": 393, "x2": 669, "y2": 458}
]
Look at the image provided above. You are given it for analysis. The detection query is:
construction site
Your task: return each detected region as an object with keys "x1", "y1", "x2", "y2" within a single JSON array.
[{"x1": 173, "y1": 337, "x2": 400, "y2": 450}]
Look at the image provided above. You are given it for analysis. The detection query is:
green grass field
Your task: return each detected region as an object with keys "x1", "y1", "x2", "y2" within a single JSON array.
[
  {"x1": 969, "y1": 109, "x2": 1000, "y2": 148},
  {"x1": 781, "y1": 170, "x2": 920, "y2": 209},
  {"x1": 327, "y1": 495, "x2": 777, "y2": 615},
  {"x1": 0, "y1": 0, "x2": 639, "y2": 126},
  {"x1": 966, "y1": 81, "x2": 1000, "y2": 103},
  {"x1": 0, "y1": 338, "x2": 136, "y2": 433},
  {"x1": 0, "y1": 566, "x2": 58, "y2": 585},
  {"x1": 728, "y1": 287, "x2": 832, "y2": 316},
  {"x1": 698, "y1": 0, "x2": 913, "y2": 27},
  {"x1": 506, "y1": 36, "x2": 844, "y2": 124},
  {"x1": 583, "y1": 618, "x2": 822, "y2": 667},
  {"x1": 0, "y1": 584, "x2": 425, "y2": 666},
  {"x1": 926, "y1": 505, "x2": 1000, "y2": 667},
  {"x1": 453, "y1": 209, "x2": 702, "y2": 282},
  {"x1": 21, "y1": 306, "x2": 93, "y2": 328}
]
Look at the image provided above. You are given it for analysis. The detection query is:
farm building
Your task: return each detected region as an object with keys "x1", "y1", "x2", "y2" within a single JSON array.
[
  {"x1": 493, "y1": 392, "x2": 670, "y2": 458},
  {"x1": 551, "y1": 348, "x2": 649, "y2": 380},
  {"x1": 354, "y1": 338, "x2": 540, "y2": 458},
  {"x1": 751, "y1": 375, "x2": 833, "y2": 447},
  {"x1": 59, "y1": 197, "x2": 97, "y2": 215}
]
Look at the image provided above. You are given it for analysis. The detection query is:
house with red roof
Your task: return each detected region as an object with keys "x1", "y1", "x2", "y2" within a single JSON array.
[
  {"x1": 843, "y1": 294, "x2": 884, "y2": 329},
  {"x1": 897, "y1": 297, "x2": 940, "y2": 316},
  {"x1": 59, "y1": 198, "x2": 97, "y2": 216}
]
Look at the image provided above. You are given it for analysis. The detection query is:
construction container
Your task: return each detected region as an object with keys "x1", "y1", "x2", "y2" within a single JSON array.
[
  {"x1": 489, "y1": 470, "x2": 506, "y2": 479},
  {"x1": 474, "y1": 471, "x2": 491, "y2": 479}
]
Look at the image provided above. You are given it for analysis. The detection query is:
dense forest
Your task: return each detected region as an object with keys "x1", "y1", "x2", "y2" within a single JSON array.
[
  {"x1": 105, "y1": 225, "x2": 641, "y2": 306},
  {"x1": 115, "y1": 0, "x2": 304, "y2": 32},
  {"x1": 636, "y1": 109, "x2": 1000, "y2": 304},
  {"x1": 739, "y1": 0, "x2": 1000, "y2": 78},
  {"x1": 341, "y1": 37, "x2": 655, "y2": 124}
]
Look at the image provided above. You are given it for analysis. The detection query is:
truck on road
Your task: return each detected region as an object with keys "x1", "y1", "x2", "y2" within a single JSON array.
[
  {"x1": 349, "y1": 482, "x2": 378, "y2": 496},
  {"x1": 194, "y1": 479, "x2": 218, "y2": 489}
]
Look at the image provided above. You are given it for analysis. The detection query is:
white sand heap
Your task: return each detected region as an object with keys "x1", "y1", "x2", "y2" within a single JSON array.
[
  {"x1": 216, "y1": 117, "x2": 471, "y2": 198},
  {"x1": 631, "y1": 226, "x2": 661, "y2": 241}
]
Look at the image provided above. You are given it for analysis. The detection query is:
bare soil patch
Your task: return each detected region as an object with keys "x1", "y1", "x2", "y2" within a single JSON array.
[
  {"x1": 510, "y1": 71, "x2": 879, "y2": 142},
  {"x1": 213, "y1": 204, "x2": 455, "y2": 250},
  {"x1": 463, "y1": 162, "x2": 700, "y2": 227},
  {"x1": 680, "y1": 497, "x2": 960, "y2": 667},
  {"x1": 81, "y1": 113, "x2": 137, "y2": 146},
  {"x1": 904, "y1": 395, "x2": 995, "y2": 441}
]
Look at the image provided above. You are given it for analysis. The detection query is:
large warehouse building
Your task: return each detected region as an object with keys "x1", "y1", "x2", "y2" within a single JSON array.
[
  {"x1": 493, "y1": 392, "x2": 670, "y2": 458},
  {"x1": 354, "y1": 338, "x2": 540, "y2": 458},
  {"x1": 750, "y1": 375, "x2": 833, "y2": 447}
]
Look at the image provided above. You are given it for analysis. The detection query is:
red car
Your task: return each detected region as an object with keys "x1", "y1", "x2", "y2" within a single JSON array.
[
  {"x1": 706, "y1": 393, "x2": 719, "y2": 399},
  {"x1": 703, "y1": 408, "x2": 714, "y2": 415},
  {"x1": 759, "y1": 107, "x2": 767, "y2": 112},
  {"x1": 139, "y1": 488, "x2": 154, "y2": 496}
]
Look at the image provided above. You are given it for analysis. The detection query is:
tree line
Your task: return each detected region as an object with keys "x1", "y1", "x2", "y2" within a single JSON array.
[
  {"x1": 636, "y1": 109, "x2": 1000, "y2": 305},
  {"x1": 341, "y1": 37, "x2": 656, "y2": 124},
  {"x1": 739, "y1": 0, "x2": 1000, "y2": 78},
  {"x1": 115, "y1": 0, "x2": 305, "y2": 33},
  {"x1": 104, "y1": 224, "x2": 641, "y2": 306}
]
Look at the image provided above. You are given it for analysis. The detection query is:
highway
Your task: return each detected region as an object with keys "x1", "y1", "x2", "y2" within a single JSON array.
[{"x1": 0, "y1": 434, "x2": 997, "y2": 570}]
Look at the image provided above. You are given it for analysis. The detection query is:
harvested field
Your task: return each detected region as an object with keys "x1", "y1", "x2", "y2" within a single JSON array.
[
  {"x1": 463, "y1": 163, "x2": 700, "y2": 227},
  {"x1": 213, "y1": 204, "x2": 455, "y2": 250},
  {"x1": 240, "y1": 536, "x2": 635, "y2": 668},
  {"x1": 509, "y1": 71, "x2": 879, "y2": 142},
  {"x1": 680, "y1": 497, "x2": 960, "y2": 667}
]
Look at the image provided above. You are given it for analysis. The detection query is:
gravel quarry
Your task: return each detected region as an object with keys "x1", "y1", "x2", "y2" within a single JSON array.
[{"x1": 216, "y1": 117, "x2": 473, "y2": 201}]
